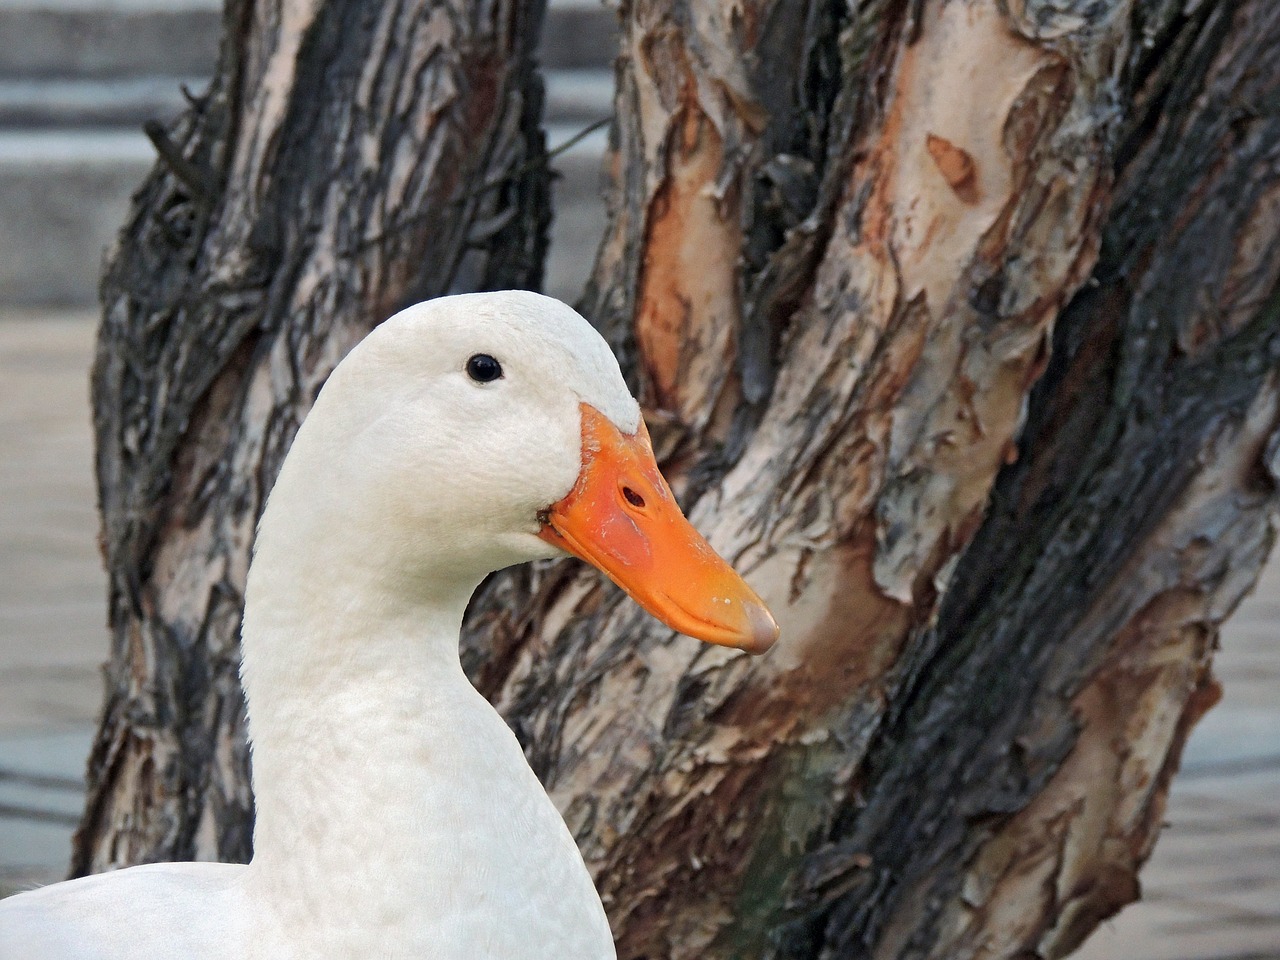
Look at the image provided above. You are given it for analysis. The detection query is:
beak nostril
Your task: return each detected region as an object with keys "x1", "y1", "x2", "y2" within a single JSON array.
[{"x1": 622, "y1": 486, "x2": 646, "y2": 509}]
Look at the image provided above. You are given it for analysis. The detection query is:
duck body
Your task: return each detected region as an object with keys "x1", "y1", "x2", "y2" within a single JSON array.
[
  {"x1": 0, "y1": 291, "x2": 775, "y2": 959},
  {"x1": 0, "y1": 863, "x2": 250, "y2": 960},
  {"x1": 3, "y1": 648, "x2": 611, "y2": 960}
]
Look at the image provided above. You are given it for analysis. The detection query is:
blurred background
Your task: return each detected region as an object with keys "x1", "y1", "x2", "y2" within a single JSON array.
[{"x1": 0, "y1": 2, "x2": 1275, "y2": 958}]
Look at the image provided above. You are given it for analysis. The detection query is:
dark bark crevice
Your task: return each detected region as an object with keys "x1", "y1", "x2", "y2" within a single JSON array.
[{"x1": 785, "y1": 6, "x2": 1280, "y2": 955}]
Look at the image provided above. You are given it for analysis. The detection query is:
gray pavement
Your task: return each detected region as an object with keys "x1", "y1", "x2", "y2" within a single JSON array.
[
  {"x1": 0, "y1": 311, "x2": 103, "y2": 741},
  {"x1": 0, "y1": 312, "x2": 1277, "y2": 956},
  {"x1": 0, "y1": 311, "x2": 102, "y2": 895}
]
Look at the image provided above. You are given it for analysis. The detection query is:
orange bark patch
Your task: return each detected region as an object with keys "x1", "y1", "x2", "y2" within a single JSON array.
[
  {"x1": 885, "y1": 1, "x2": 1044, "y2": 308},
  {"x1": 634, "y1": 90, "x2": 741, "y2": 428},
  {"x1": 926, "y1": 133, "x2": 980, "y2": 203}
]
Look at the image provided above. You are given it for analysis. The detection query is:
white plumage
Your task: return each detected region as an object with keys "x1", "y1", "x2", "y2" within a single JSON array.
[{"x1": 0, "y1": 291, "x2": 776, "y2": 959}]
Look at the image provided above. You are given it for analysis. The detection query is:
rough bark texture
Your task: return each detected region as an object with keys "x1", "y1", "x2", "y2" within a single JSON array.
[
  {"x1": 80, "y1": 0, "x2": 1280, "y2": 958},
  {"x1": 462, "y1": 1, "x2": 1280, "y2": 958},
  {"x1": 76, "y1": 0, "x2": 550, "y2": 872},
  {"x1": 810, "y1": 6, "x2": 1280, "y2": 954}
]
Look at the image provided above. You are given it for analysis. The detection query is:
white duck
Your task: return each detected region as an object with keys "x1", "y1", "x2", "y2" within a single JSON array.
[{"x1": 0, "y1": 291, "x2": 778, "y2": 960}]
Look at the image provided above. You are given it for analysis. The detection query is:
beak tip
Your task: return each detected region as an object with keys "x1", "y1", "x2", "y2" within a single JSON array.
[{"x1": 741, "y1": 601, "x2": 780, "y2": 655}]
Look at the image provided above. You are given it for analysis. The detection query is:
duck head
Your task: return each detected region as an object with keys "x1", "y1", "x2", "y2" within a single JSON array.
[{"x1": 272, "y1": 290, "x2": 778, "y2": 655}]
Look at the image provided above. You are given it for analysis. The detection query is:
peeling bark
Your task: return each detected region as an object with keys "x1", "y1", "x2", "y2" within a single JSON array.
[
  {"x1": 833, "y1": 8, "x2": 1280, "y2": 954},
  {"x1": 463, "y1": 1, "x2": 1280, "y2": 958},
  {"x1": 76, "y1": 0, "x2": 550, "y2": 872}
]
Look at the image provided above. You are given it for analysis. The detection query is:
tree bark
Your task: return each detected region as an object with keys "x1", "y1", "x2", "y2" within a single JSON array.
[
  {"x1": 463, "y1": 1, "x2": 1280, "y2": 958},
  {"x1": 79, "y1": 0, "x2": 1280, "y2": 958},
  {"x1": 76, "y1": 0, "x2": 549, "y2": 873},
  {"x1": 807, "y1": 7, "x2": 1280, "y2": 954}
]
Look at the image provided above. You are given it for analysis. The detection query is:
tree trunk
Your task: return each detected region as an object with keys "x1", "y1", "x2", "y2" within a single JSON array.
[
  {"x1": 465, "y1": 2, "x2": 1280, "y2": 958},
  {"x1": 78, "y1": 1, "x2": 1280, "y2": 959},
  {"x1": 75, "y1": 0, "x2": 550, "y2": 872}
]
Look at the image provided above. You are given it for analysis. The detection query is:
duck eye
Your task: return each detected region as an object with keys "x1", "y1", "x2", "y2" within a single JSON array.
[{"x1": 466, "y1": 354, "x2": 503, "y2": 383}]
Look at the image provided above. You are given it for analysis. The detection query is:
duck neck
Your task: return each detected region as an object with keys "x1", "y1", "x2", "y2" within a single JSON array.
[
  {"x1": 237, "y1": 524, "x2": 616, "y2": 959},
  {"x1": 238, "y1": 517, "x2": 485, "y2": 893}
]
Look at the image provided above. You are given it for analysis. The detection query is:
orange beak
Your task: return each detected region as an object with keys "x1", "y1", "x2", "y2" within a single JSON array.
[{"x1": 538, "y1": 404, "x2": 779, "y2": 654}]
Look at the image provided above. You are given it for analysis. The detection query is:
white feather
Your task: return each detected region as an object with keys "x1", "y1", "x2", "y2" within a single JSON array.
[{"x1": 0, "y1": 292, "x2": 634, "y2": 960}]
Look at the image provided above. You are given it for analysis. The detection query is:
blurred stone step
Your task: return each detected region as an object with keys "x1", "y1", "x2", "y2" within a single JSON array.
[
  {"x1": 0, "y1": 128, "x2": 151, "y2": 306},
  {"x1": 0, "y1": 122, "x2": 606, "y2": 306},
  {"x1": 0, "y1": 727, "x2": 92, "y2": 893},
  {"x1": 539, "y1": 0, "x2": 618, "y2": 73},
  {"x1": 0, "y1": 769, "x2": 82, "y2": 823},
  {"x1": 544, "y1": 68, "x2": 613, "y2": 126},
  {"x1": 0, "y1": 0, "x2": 220, "y2": 80},
  {"x1": 545, "y1": 121, "x2": 608, "y2": 303},
  {"x1": 0, "y1": 68, "x2": 612, "y2": 129},
  {"x1": 0, "y1": 0, "x2": 616, "y2": 80},
  {"x1": 0, "y1": 76, "x2": 201, "y2": 127},
  {"x1": 0, "y1": 76, "x2": 200, "y2": 129}
]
